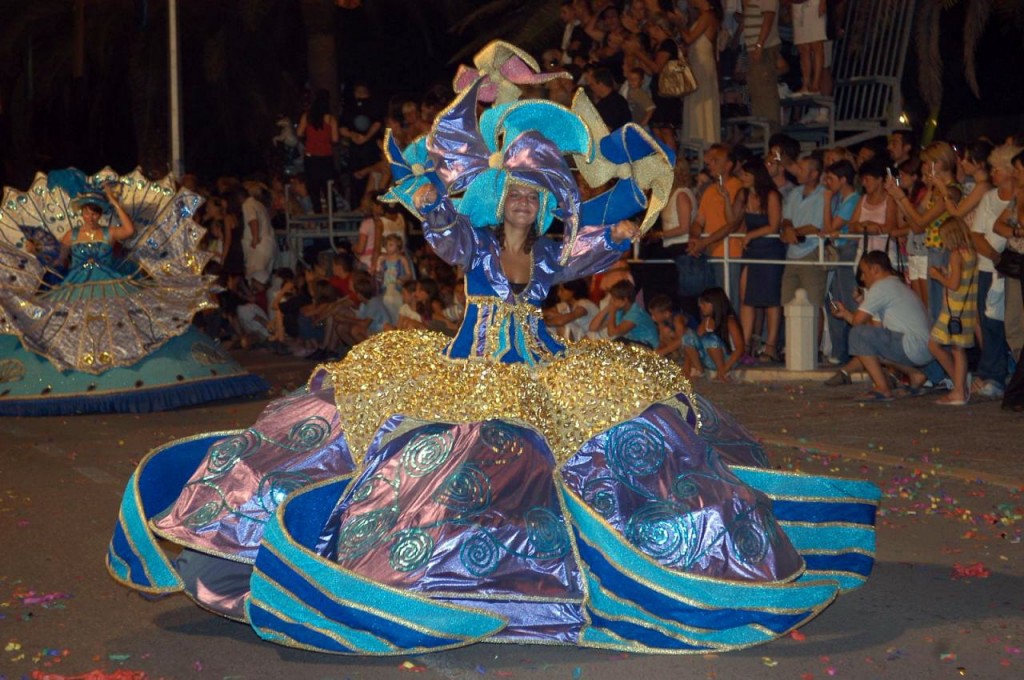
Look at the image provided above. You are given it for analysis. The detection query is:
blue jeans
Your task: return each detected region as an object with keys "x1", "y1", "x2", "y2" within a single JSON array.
[
  {"x1": 849, "y1": 324, "x2": 944, "y2": 384},
  {"x1": 976, "y1": 271, "x2": 1009, "y2": 386},
  {"x1": 826, "y1": 242, "x2": 859, "y2": 363},
  {"x1": 849, "y1": 325, "x2": 918, "y2": 366},
  {"x1": 683, "y1": 329, "x2": 726, "y2": 370}
]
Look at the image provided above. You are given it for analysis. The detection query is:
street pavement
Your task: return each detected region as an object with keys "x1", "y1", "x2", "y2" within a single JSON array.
[{"x1": 1, "y1": 351, "x2": 1021, "y2": 680}]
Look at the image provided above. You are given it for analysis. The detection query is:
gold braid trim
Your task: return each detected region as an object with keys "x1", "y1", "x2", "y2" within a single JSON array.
[
  {"x1": 464, "y1": 294, "x2": 555, "y2": 363},
  {"x1": 315, "y1": 330, "x2": 699, "y2": 467}
]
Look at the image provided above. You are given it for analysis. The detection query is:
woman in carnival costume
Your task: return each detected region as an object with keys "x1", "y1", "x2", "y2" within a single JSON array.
[
  {"x1": 108, "y1": 42, "x2": 879, "y2": 654},
  {"x1": 0, "y1": 168, "x2": 267, "y2": 415}
]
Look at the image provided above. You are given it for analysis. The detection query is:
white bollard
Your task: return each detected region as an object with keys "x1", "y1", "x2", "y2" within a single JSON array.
[{"x1": 785, "y1": 288, "x2": 818, "y2": 371}]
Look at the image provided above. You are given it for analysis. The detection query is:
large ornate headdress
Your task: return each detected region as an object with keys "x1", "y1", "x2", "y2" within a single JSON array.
[{"x1": 383, "y1": 39, "x2": 675, "y2": 264}]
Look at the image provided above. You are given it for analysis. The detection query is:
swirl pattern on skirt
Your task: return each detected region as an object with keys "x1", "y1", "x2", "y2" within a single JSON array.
[
  {"x1": 401, "y1": 428, "x2": 455, "y2": 478},
  {"x1": 431, "y1": 463, "x2": 492, "y2": 516},
  {"x1": 605, "y1": 421, "x2": 667, "y2": 479},
  {"x1": 672, "y1": 474, "x2": 700, "y2": 500},
  {"x1": 286, "y1": 416, "x2": 331, "y2": 450},
  {"x1": 582, "y1": 476, "x2": 619, "y2": 518},
  {"x1": 729, "y1": 514, "x2": 769, "y2": 566},
  {"x1": 625, "y1": 501, "x2": 697, "y2": 567},
  {"x1": 389, "y1": 528, "x2": 435, "y2": 572},
  {"x1": 182, "y1": 500, "x2": 224, "y2": 529},
  {"x1": 206, "y1": 430, "x2": 261, "y2": 475},
  {"x1": 336, "y1": 505, "x2": 400, "y2": 562},
  {"x1": 525, "y1": 507, "x2": 569, "y2": 559},
  {"x1": 460, "y1": 530, "x2": 502, "y2": 576}
]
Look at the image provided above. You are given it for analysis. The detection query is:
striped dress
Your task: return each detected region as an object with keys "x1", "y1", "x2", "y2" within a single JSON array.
[{"x1": 930, "y1": 248, "x2": 977, "y2": 347}]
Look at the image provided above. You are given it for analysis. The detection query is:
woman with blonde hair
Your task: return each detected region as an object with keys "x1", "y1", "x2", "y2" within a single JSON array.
[{"x1": 886, "y1": 141, "x2": 962, "y2": 322}]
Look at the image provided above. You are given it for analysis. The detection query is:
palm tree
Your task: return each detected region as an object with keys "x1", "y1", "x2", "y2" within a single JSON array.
[{"x1": 914, "y1": 0, "x2": 1024, "y2": 143}]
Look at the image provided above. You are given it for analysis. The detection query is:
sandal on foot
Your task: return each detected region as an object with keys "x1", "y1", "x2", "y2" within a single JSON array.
[
  {"x1": 855, "y1": 390, "x2": 894, "y2": 403},
  {"x1": 824, "y1": 369, "x2": 852, "y2": 387}
]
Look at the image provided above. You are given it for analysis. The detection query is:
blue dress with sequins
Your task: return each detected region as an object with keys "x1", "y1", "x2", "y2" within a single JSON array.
[
  {"x1": 107, "y1": 202, "x2": 881, "y2": 655},
  {"x1": 0, "y1": 177, "x2": 267, "y2": 415}
]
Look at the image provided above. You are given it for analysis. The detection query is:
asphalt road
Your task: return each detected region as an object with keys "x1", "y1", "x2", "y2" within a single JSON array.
[{"x1": 1, "y1": 351, "x2": 1021, "y2": 680}]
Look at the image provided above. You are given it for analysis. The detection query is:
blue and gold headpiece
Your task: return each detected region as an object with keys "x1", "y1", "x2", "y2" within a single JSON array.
[{"x1": 427, "y1": 77, "x2": 592, "y2": 258}]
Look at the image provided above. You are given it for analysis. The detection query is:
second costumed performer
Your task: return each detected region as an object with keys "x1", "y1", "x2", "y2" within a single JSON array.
[{"x1": 108, "y1": 42, "x2": 880, "y2": 654}]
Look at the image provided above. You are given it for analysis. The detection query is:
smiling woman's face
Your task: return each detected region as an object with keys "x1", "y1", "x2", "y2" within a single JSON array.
[{"x1": 503, "y1": 186, "x2": 540, "y2": 230}]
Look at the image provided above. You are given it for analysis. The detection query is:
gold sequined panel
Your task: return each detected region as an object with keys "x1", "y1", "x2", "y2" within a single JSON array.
[{"x1": 316, "y1": 330, "x2": 699, "y2": 466}]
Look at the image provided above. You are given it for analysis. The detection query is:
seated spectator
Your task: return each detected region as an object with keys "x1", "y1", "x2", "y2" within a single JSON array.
[
  {"x1": 298, "y1": 279, "x2": 339, "y2": 359},
  {"x1": 588, "y1": 280, "x2": 659, "y2": 349},
  {"x1": 328, "y1": 251, "x2": 359, "y2": 304},
  {"x1": 648, "y1": 293, "x2": 688, "y2": 364},
  {"x1": 395, "y1": 279, "x2": 426, "y2": 331},
  {"x1": 682, "y1": 286, "x2": 745, "y2": 382},
  {"x1": 828, "y1": 251, "x2": 934, "y2": 401},
  {"x1": 328, "y1": 271, "x2": 394, "y2": 349},
  {"x1": 544, "y1": 279, "x2": 598, "y2": 341}
]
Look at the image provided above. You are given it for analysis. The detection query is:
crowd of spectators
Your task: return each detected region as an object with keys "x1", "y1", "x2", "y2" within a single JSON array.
[{"x1": 179, "y1": 0, "x2": 1024, "y2": 413}]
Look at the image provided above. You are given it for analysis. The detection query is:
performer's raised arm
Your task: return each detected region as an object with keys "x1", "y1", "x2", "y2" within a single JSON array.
[
  {"x1": 553, "y1": 219, "x2": 638, "y2": 284},
  {"x1": 413, "y1": 183, "x2": 477, "y2": 270}
]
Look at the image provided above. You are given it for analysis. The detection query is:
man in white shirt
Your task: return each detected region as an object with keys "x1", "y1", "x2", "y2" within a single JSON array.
[
  {"x1": 969, "y1": 143, "x2": 1021, "y2": 398},
  {"x1": 241, "y1": 181, "x2": 278, "y2": 286}
]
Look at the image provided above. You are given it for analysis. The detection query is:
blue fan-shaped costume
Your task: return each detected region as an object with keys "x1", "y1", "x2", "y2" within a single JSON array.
[
  {"x1": 0, "y1": 168, "x2": 267, "y2": 415},
  {"x1": 107, "y1": 62, "x2": 878, "y2": 654}
]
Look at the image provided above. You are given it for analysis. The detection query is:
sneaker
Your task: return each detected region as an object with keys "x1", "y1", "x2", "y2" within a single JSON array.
[
  {"x1": 977, "y1": 381, "x2": 1005, "y2": 400},
  {"x1": 824, "y1": 369, "x2": 852, "y2": 387}
]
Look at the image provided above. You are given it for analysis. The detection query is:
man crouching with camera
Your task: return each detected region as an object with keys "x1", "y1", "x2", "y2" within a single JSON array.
[{"x1": 830, "y1": 250, "x2": 937, "y2": 402}]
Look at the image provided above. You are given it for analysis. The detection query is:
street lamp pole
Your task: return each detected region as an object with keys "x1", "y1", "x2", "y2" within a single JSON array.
[{"x1": 168, "y1": 0, "x2": 183, "y2": 179}]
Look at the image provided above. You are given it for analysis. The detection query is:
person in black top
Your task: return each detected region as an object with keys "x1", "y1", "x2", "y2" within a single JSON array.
[
  {"x1": 340, "y1": 81, "x2": 384, "y2": 207},
  {"x1": 590, "y1": 67, "x2": 632, "y2": 131}
]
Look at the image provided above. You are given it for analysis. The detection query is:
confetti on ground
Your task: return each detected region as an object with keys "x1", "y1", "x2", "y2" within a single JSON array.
[
  {"x1": 30, "y1": 672, "x2": 147, "y2": 680},
  {"x1": 790, "y1": 629, "x2": 807, "y2": 641},
  {"x1": 761, "y1": 657, "x2": 778, "y2": 667},
  {"x1": 951, "y1": 562, "x2": 991, "y2": 579},
  {"x1": 399, "y1": 660, "x2": 426, "y2": 672}
]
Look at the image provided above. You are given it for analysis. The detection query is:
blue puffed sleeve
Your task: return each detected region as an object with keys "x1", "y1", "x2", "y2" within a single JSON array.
[
  {"x1": 552, "y1": 224, "x2": 630, "y2": 285},
  {"x1": 422, "y1": 197, "x2": 478, "y2": 270}
]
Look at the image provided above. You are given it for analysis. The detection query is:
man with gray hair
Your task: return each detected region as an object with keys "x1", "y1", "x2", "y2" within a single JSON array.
[{"x1": 969, "y1": 143, "x2": 1022, "y2": 398}]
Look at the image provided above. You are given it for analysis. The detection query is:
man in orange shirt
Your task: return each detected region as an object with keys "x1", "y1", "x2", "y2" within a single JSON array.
[{"x1": 688, "y1": 144, "x2": 745, "y2": 306}]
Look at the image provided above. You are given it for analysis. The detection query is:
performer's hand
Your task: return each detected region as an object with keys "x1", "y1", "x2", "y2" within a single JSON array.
[
  {"x1": 413, "y1": 184, "x2": 438, "y2": 210},
  {"x1": 611, "y1": 220, "x2": 638, "y2": 243}
]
